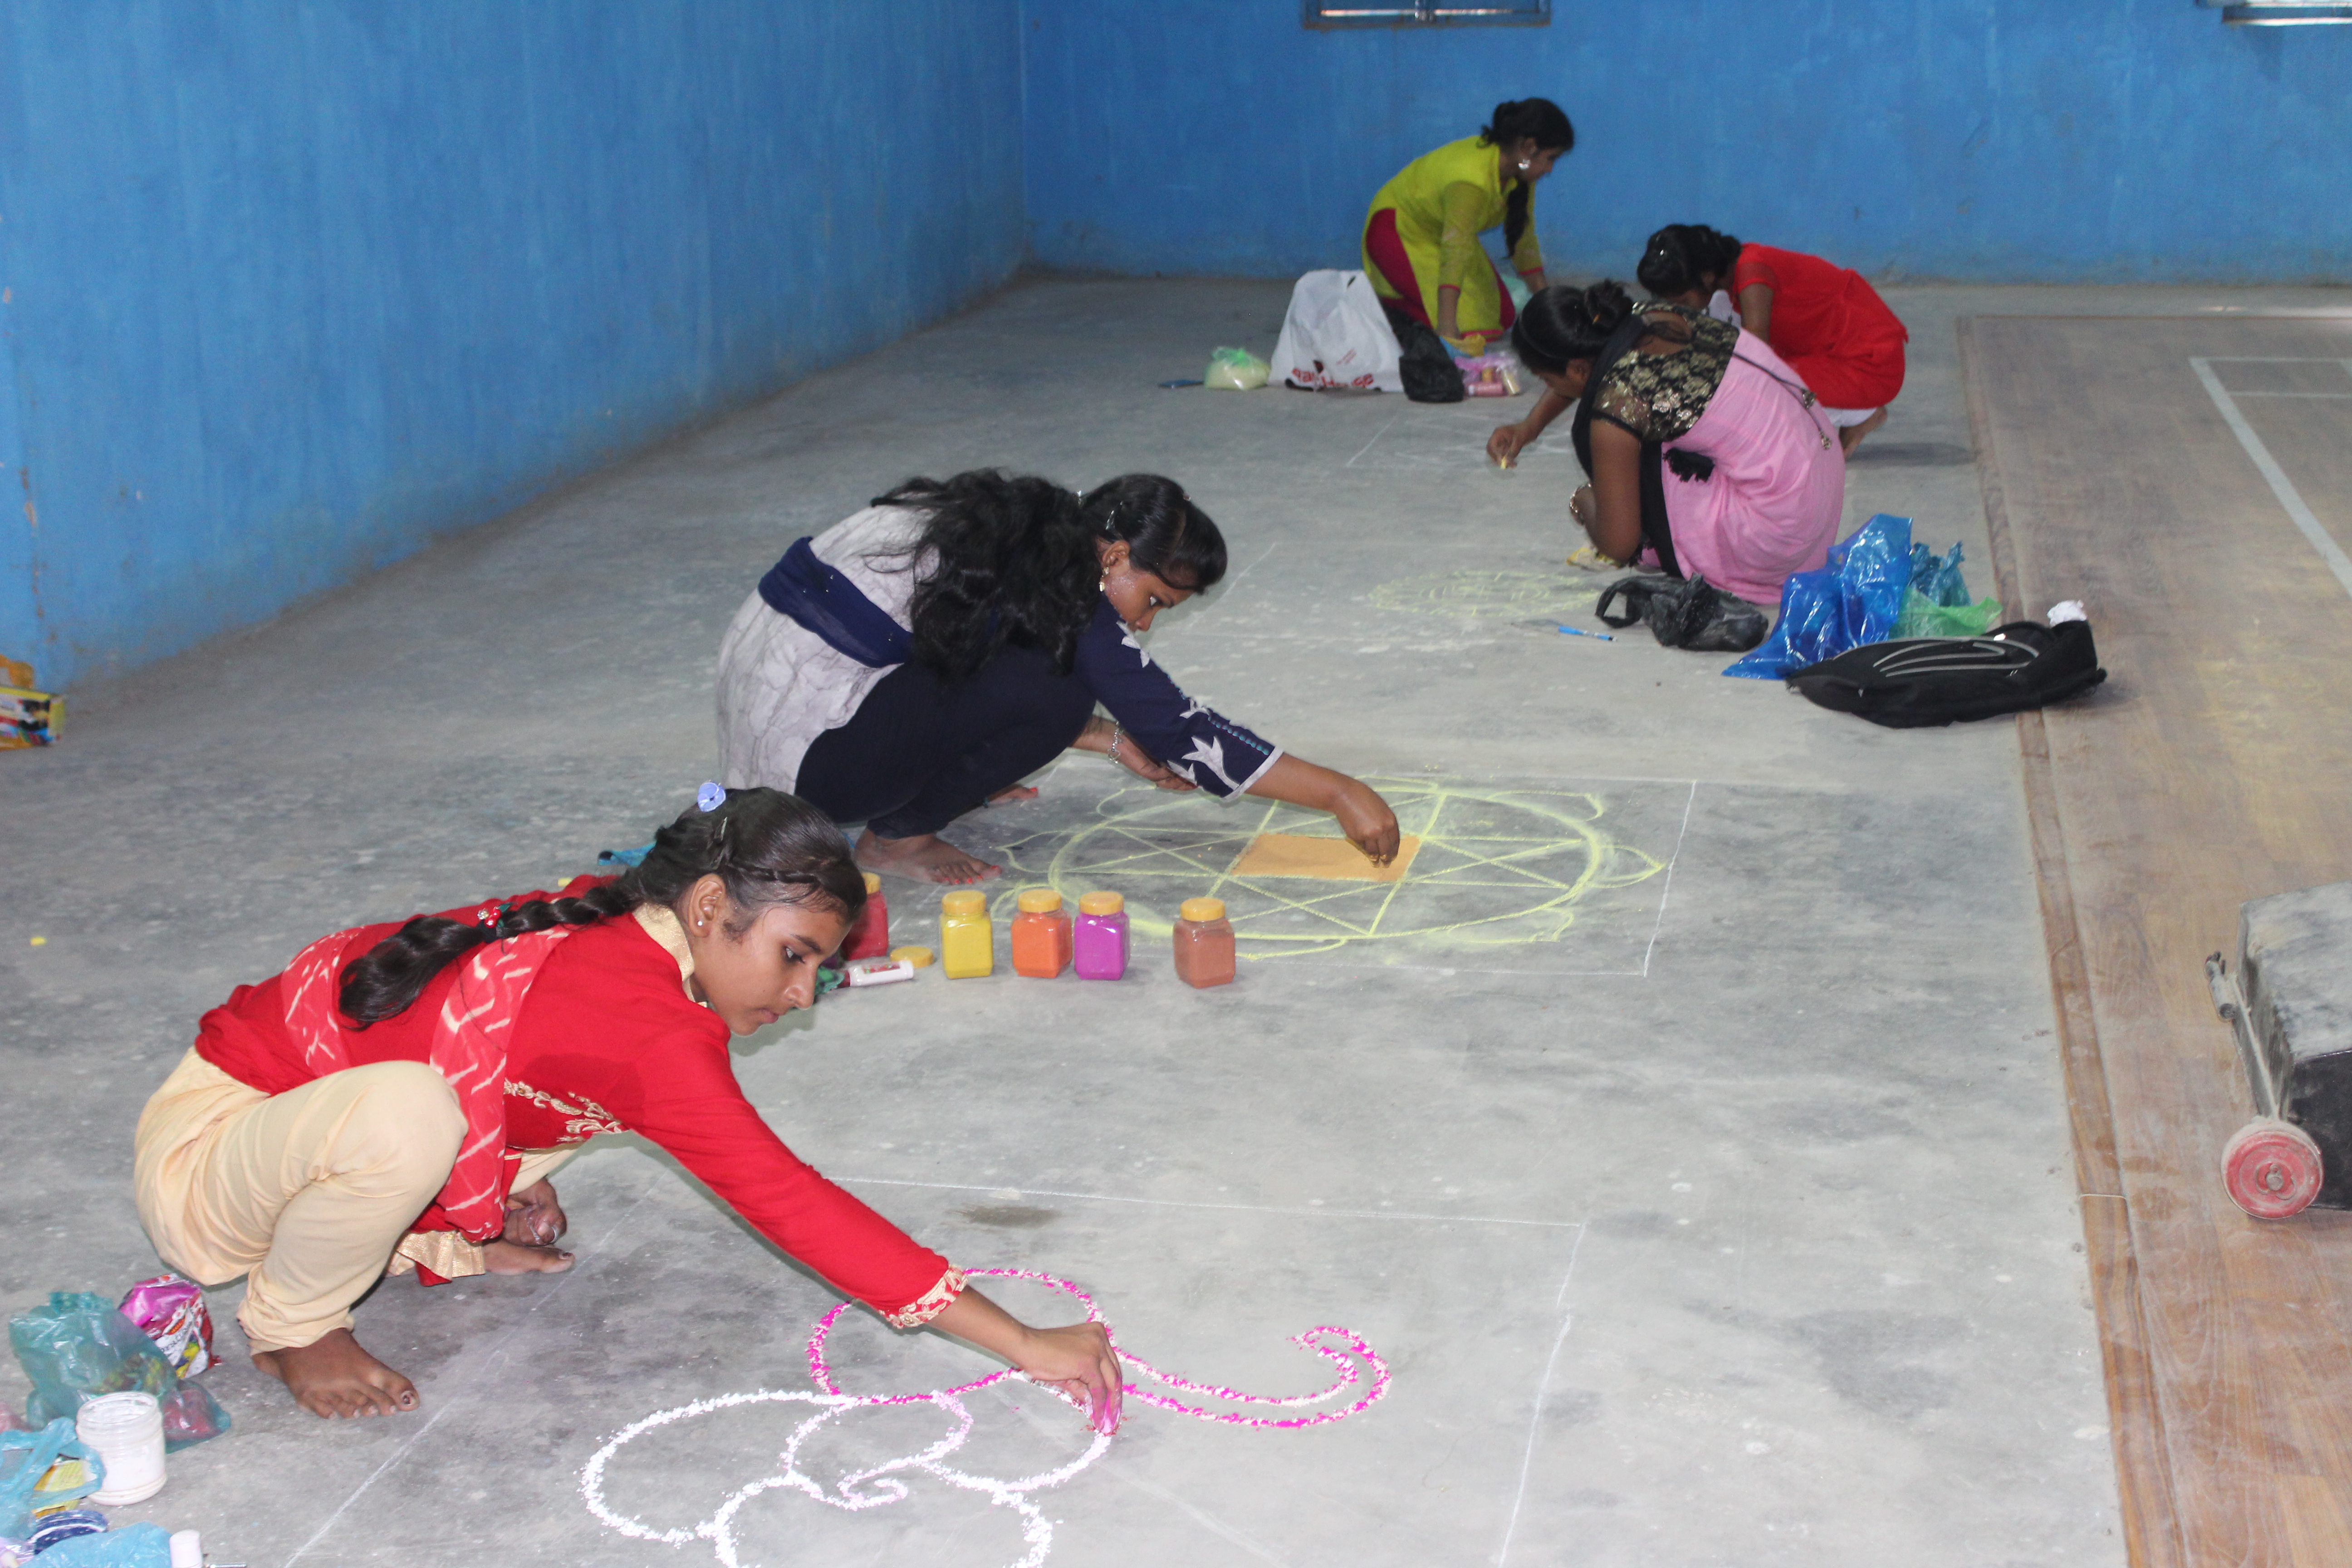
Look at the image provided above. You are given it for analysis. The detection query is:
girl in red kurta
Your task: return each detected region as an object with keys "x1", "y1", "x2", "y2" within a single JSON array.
[
  {"x1": 1636, "y1": 224, "x2": 1907, "y2": 453},
  {"x1": 132, "y1": 786, "x2": 1122, "y2": 1427}
]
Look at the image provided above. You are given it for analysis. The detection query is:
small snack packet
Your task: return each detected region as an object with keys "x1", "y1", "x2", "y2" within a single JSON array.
[{"x1": 116, "y1": 1276, "x2": 214, "y2": 1378}]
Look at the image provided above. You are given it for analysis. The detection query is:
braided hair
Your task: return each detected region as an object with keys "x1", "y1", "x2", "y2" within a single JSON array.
[
  {"x1": 1478, "y1": 98, "x2": 1575, "y2": 255},
  {"x1": 1635, "y1": 224, "x2": 1744, "y2": 301},
  {"x1": 336, "y1": 788, "x2": 865, "y2": 1027},
  {"x1": 875, "y1": 470, "x2": 1226, "y2": 683}
]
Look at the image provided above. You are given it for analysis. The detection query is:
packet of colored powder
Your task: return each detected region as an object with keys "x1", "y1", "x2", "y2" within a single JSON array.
[{"x1": 116, "y1": 1276, "x2": 214, "y2": 1378}]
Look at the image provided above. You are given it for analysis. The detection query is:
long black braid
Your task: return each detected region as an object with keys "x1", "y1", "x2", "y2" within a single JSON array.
[{"x1": 336, "y1": 787, "x2": 866, "y2": 1027}]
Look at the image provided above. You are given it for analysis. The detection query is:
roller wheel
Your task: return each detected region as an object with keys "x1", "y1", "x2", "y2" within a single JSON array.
[{"x1": 2222, "y1": 1118, "x2": 2323, "y2": 1219}]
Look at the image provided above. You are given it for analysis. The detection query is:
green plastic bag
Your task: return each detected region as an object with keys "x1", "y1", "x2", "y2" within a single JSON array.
[
  {"x1": 10, "y1": 1294, "x2": 230, "y2": 1452},
  {"x1": 1204, "y1": 347, "x2": 1269, "y2": 390},
  {"x1": 1891, "y1": 588, "x2": 2002, "y2": 639}
]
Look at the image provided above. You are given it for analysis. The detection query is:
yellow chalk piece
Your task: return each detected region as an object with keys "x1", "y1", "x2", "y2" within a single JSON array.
[
  {"x1": 891, "y1": 945, "x2": 934, "y2": 968},
  {"x1": 29, "y1": 936, "x2": 46, "y2": 946},
  {"x1": 1228, "y1": 833, "x2": 1422, "y2": 883}
]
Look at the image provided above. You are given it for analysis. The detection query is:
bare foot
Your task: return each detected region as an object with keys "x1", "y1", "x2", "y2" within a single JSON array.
[
  {"x1": 253, "y1": 1328, "x2": 418, "y2": 1419},
  {"x1": 482, "y1": 1239, "x2": 575, "y2": 1274},
  {"x1": 1840, "y1": 406, "x2": 1890, "y2": 454},
  {"x1": 854, "y1": 828, "x2": 1001, "y2": 885},
  {"x1": 986, "y1": 784, "x2": 1039, "y2": 806}
]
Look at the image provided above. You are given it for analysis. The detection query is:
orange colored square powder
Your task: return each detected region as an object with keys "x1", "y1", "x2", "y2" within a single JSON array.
[{"x1": 1227, "y1": 833, "x2": 1421, "y2": 882}]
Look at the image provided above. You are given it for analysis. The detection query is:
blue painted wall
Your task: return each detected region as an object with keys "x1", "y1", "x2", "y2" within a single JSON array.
[
  {"x1": 0, "y1": 2, "x2": 1025, "y2": 691},
  {"x1": 1020, "y1": 0, "x2": 2352, "y2": 285}
]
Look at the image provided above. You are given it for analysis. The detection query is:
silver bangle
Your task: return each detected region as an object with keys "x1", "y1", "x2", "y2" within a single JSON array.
[{"x1": 1106, "y1": 725, "x2": 1124, "y2": 768}]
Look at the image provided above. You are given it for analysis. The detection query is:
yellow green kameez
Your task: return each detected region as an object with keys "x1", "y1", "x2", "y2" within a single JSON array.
[{"x1": 1362, "y1": 136, "x2": 1544, "y2": 338}]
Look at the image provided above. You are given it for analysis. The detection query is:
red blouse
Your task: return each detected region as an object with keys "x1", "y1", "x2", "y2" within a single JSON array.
[
  {"x1": 192, "y1": 887, "x2": 958, "y2": 1324},
  {"x1": 1730, "y1": 243, "x2": 1908, "y2": 361}
]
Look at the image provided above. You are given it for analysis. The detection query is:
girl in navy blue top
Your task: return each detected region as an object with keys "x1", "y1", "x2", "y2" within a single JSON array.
[{"x1": 715, "y1": 471, "x2": 1400, "y2": 885}]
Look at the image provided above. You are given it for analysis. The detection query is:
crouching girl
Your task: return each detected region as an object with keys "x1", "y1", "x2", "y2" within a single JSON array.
[{"x1": 132, "y1": 787, "x2": 1122, "y2": 1426}]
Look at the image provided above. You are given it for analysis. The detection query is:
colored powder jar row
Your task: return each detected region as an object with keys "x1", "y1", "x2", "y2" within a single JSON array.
[{"x1": 933, "y1": 890, "x2": 1230, "y2": 987}]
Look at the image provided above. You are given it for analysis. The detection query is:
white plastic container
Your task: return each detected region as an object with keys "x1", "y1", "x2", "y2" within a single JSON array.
[{"x1": 77, "y1": 1391, "x2": 167, "y2": 1504}]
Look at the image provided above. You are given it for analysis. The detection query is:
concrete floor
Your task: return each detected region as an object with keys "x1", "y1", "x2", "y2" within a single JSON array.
[{"x1": 7, "y1": 278, "x2": 2341, "y2": 1566}]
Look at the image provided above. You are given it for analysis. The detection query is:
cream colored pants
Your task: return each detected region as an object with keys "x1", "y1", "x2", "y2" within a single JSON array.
[{"x1": 134, "y1": 1049, "x2": 571, "y2": 1352}]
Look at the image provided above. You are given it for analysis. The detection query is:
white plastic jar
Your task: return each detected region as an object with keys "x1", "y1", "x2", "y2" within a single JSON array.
[{"x1": 77, "y1": 1391, "x2": 167, "y2": 1504}]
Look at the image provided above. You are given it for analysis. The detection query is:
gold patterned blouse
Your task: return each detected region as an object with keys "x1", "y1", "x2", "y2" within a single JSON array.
[{"x1": 1593, "y1": 306, "x2": 1737, "y2": 444}]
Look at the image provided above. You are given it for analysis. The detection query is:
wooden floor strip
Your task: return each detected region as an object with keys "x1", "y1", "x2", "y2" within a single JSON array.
[
  {"x1": 1964, "y1": 314, "x2": 2352, "y2": 1567},
  {"x1": 1964, "y1": 320, "x2": 2183, "y2": 1568}
]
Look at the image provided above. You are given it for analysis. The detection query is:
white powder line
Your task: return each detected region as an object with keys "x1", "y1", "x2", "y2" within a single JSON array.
[
  {"x1": 281, "y1": 1175, "x2": 663, "y2": 1568},
  {"x1": 1494, "y1": 1229, "x2": 1591, "y2": 1568},
  {"x1": 836, "y1": 1175, "x2": 1585, "y2": 1230},
  {"x1": 1249, "y1": 960, "x2": 1648, "y2": 979},
  {"x1": 2189, "y1": 356, "x2": 2352, "y2": 601},
  {"x1": 1344, "y1": 408, "x2": 1405, "y2": 469},
  {"x1": 1098, "y1": 1462, "x2": 1297, "y2": 1566},
  {"x1": 1637, "y1": 780, "x2": 1700, "y2": 979}
]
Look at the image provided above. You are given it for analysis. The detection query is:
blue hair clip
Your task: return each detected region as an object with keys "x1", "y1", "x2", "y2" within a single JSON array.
[{"x1": 697, "y1": 781, "x2": 727, "y2": 813}]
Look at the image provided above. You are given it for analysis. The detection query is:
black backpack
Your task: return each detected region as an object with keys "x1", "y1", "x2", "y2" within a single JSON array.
[{"x1": 1785, "y1": 619, "x2": 2107, "y2": 727}]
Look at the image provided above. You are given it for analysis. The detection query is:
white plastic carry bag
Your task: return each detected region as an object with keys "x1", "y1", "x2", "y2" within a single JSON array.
[{"x1": 1269, "y1": 270, "x2": 1402, "y2": 393}]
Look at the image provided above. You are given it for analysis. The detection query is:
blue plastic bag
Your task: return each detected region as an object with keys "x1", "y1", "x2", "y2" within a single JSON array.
[
  {"x1": 1891, "y1": 539, "x2": 2002, "y2": 638},
  {"x1": 36, "y1": 1524, "x2": 173, "y2": 1568},
  {"x1": 0, "y1": 1418, "x2": 101, "y2": 1539},
  {"x1": 10, "y1": 1294, "x2": 229, "y2": 1452},
  {"x1": 1723, "y1": 513, "x2": 1914, "y2": 680}
]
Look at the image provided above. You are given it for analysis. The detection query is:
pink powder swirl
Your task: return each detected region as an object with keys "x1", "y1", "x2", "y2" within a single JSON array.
[{"x1": 805, "y1": 1266, "x2": 1391, "y2": 1429}]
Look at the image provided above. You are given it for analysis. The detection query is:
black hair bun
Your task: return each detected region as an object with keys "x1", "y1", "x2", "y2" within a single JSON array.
[{"x1": 1584, "y1": 280, "x2": 1633, "y2": 333}]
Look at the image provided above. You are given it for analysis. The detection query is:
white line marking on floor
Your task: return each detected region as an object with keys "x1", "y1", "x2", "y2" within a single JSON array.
[
  {"x1": 1344, "y1": 408, "x2": 1403, "y2": 469},
  {"x1": 281, "y1": 1175, "x2": 665, "y2": 1568},
  {"x1": 837, "y1": 1176, "x2": 1586, "y2": 1230},
  {"x1": 1494, "y1": 1225, "x2": 1590, "y2": 1567},
  {"x1": 1638, "y1": 780, "x2": 1700, "y2": 978},
  {"x1": 2189, "y1": 355, "x2": 2352, "y2": 600}
]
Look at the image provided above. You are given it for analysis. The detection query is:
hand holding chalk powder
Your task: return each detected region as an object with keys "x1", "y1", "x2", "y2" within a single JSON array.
[
  {"x1": 1073, "y1": 891, "x2": 1129, "y2": 980},
  {"x1": 1011, "y1": 889, "x2": 1073, "y2": 978},
  {"x1": 1173, "y1": 898, "x2": 1237, "y2": 988},
  {"x1": 940, "y1": 889, "x2": 993, "y2": 977}
]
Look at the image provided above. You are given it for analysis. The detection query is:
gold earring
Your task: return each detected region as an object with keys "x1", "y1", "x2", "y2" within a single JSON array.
[{"x1": 1098, "y1": 570, "x2": 1109, "y2": 592}]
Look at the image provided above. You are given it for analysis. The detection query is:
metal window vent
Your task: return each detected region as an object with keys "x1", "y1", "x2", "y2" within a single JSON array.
[
  {"x1": 2198, "y1": 0, "x2": 2352, "y2": 22},
  {"x1": 1304, "y1": 0, "x2": 1550, "y2": 29}
]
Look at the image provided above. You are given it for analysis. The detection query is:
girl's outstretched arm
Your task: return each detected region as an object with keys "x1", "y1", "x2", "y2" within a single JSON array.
[
  {"x1": 1243, "y1": 756, "x2": 1401, "y2": 865},
  {"x1": 930, "y1": 1287, "x2": 1125, "y2": 1435}
]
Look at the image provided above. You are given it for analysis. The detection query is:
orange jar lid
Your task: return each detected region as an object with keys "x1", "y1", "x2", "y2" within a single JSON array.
[
  {"x1": 1179, "y1": 897, "x2": 1226, "y2": 923},
  {"x1": 941, "y1": 890, "x2": 986, "y2": 916},
  {"x1": 1078, "y1": 891, "x2": 1124, "y2": 916},
  {"x1": 1016, "y1": 887, "x2": 1063, "y2": 914},
  {"x1": 862, "y1": 872, "x2": 881, "y2": 894}
]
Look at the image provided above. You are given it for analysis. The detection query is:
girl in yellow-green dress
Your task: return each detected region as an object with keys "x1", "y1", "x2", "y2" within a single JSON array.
[{"x1": 1362, "y1": 99, "x2": 1574, "y2": 353}]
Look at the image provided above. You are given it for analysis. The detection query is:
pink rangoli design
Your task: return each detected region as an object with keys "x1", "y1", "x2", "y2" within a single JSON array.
[{"x1": 580, "y1": 1269, "x2": 1390, "y2": 1568}]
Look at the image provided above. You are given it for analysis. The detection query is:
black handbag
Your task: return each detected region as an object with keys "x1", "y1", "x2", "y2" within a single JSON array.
[
  {"x1": 1595, "y1": 573, "x2": 1770, "y2": 653},
  {"x1": 1395, "y1": 318, "x2": 1466, "y2": 403}
]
